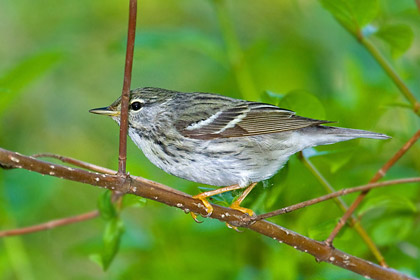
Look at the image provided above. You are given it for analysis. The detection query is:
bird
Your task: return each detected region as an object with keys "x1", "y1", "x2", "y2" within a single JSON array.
[{"x1": 89, "y1": 87, "x2": 389, "y2": 219}]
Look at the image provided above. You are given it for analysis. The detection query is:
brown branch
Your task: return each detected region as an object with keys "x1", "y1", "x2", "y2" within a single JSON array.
[
  {"x1": 253, "y1": 178, "x2": 420, "y2": 221},
  {"x1": 118, "y1": 0, "x2": 137, "y2": 175},
  {"x1": 416, "y1": 0, "x2": 420, "y2": 13},
  {"x1": 326, "y1": 129, "x2": 420, "y2": 246},
  {"x1": 0, "y1": 210, "x2": 99, "y2": 237},
  {"x1": 0, "y1": 148, "x2": 417, "y2": 280},
  {"x1": 300, "y1": 154, "x2": 388, "y2": 267},
  {"x1": 32, "y1": 153, "x2": 187, "y2": 196},
  {"x1": 33, "y1": 153, "x2": 116, "y2": 174},
  {"x1": 299, "y1": 153, "x2": 348, "y2": 212}
]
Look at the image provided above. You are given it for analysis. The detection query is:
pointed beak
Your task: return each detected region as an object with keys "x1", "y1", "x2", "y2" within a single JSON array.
[{"x1": 89, "y1": 106, "x2": 120, "y2": 117}]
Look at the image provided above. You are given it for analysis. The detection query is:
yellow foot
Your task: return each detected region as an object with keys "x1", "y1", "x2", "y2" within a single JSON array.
[
  {"x1": 230, "y1": 202, "x2": 255, "y2": 217},
  {"x1": 226, "y1": 222, "x2": 243, "y2": 232},
  {"x1": 190, "y1": 194, "x2": 214, "y2": 221},
  {"x1": 190, "y1": 212, "x2": 203, "y2": 223},
  {"x1": 188, "y1": 183, "x2": 256, "y2": 223},
  {"x1": 225, "y1": 202, "x2": 255, "y2": 231}
]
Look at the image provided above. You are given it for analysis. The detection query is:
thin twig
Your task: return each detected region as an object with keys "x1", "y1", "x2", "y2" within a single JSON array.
[
  {"x1": 326, "y1": 129, "x2": 420, "y2": 246},
  {"x1": 0, "y1": 148, "x2": 416, "y2": 280},
  {"x1": 118, "y1": 0, "x2": 137, "y2": 175},
  {"x1": 0, "y1": 211, "x2": 99, "y2": 237},
  {"x1": 299, "y1": 153, "x2": 349, "y2": 212},
  {"x1": 33, "y1": 153, "x2": 116, "y2": 175},
  {"x1": 300, "y1": 154, "x2": 388, "y2": 267},
  {"x1": 359, "y1": 39, "x2": 420, "y2": 115},
  {"x1": 253, "y1": 178, "x2": 420, "y2": 221},
  {"x1": 32, "y1": 153, "x2": 187, "y2": 196}
]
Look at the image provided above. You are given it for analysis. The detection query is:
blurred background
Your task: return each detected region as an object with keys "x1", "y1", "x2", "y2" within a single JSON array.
[{"x1": 1, "y1": 0, "x2": 420, "y2": 279}]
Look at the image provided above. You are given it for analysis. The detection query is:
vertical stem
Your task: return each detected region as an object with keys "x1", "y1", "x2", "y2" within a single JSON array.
[
  {"x1": 322, "y1": 8, "x2": 420, "y2": 255},
  {"x1": 326, "y1": 129, "x2": 420, "y2": 249},
  {"x1": 300, "y1": 154, "x2": 388, "y2": 267},
  {"x1": 118, "y1": 0, "x2": 137, "y2": 175},
  {"x1": 300, "y1": 154, "x2": 348, "y2": 212},
  {"x1": 213, "y1": 0, "x2": 257, "y2": 100},
  {"x1": 359, "y1": 38, "x2": 420, "y2": 116}
]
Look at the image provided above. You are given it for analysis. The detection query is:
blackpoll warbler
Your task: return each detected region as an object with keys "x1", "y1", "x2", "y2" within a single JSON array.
[{"x1": 90, "y1": 87, "x2": 389, "y2": 218}]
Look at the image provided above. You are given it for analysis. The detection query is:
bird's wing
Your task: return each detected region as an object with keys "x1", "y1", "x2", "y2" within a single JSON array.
[{"x1": 176, "y1": 101, "x2": 332, "y2": 140}]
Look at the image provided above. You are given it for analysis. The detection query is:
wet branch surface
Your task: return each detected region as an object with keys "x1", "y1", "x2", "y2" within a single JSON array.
[{"x1": 0, "y1": 147, "x2": 417, "y2": 280}]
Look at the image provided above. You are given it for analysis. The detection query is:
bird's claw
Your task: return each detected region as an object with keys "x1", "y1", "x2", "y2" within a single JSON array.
[
  {"x1": 190, "y1": 194, "x2": 214, "y2": 221},
  {"x1": 226, "y1": 223, "x2": 243, "y2": 232},
  {"x1": 190, "y1": 212, "x2": 203, "y2": 223},
  {"x1": 230, "y1": 203, "x2": 256, "y2": 217}
]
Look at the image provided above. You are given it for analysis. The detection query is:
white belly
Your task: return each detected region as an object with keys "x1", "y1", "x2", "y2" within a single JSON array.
[{"x1": 129, "y1": 128, "x2": 300, "y2": 187}]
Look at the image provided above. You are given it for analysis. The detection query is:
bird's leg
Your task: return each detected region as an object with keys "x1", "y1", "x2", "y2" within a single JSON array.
[
  {"x1": 191, "y1": 184, "x2": 246, "y2": 221},
  {"x1": 229, "y1": 182, "x2": 257, "y2": 217}
]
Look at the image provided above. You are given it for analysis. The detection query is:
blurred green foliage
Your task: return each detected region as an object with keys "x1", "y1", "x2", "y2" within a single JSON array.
[{"x1": 1, "y1": 0, "x2": 420, "y2": 279}]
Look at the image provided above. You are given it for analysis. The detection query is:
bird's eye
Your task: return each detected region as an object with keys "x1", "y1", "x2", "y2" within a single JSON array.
[{"x1": 130, "y1": 101, "x2": 142, "y2": 111}]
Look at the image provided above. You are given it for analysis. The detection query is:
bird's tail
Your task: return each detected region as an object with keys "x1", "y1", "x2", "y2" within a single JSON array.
[{"x1": 300, "y1": 125, "x2": 390, "y2": 147}]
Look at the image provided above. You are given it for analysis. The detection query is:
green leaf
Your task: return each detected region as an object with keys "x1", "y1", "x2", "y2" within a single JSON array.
[
  {"x1": 358, "y1": 195, "x2": 417, "y2": 217},
  {"x1": 328, "y1": 151, "x2": 354, "y2": 173},
  {"x1": 89, "y1": 254, "x2": 103, "y2": 268},
  {"x1": 197, "y1": 186, "x2": 233, "y2": 206},
  {"x1": 372, "y1": 217, "x2": 413, "y2": 246},
  {"x1": 261, "y1": 90, "x2": 285, "y2": 106},
  {"x1": 319, "y1": 0, "x2": 379, "y2": 35},
  {"x1": 262, "y1": 164, "x2": 288, "y2": 209},
  {"x1": 308, "y1": 219, "x2": 341, "y2": 241},
  {"x1": 0, "y1": 51, "x2": 62, "y2": 113},
  {"x1": 278, "y1": 90, "x2": 326, "y2": 120},
  {"x1": 98, "y1": 190, "x2": 117, "y2": 220},
  {"x1": 132, "y1": 29, "x2": 224, "y2": 64},
  {"x1": 91, "y1": 218, "x2": 125, "y2": 271},
  {"x1": 102, "y1": 218, "x2": 124, "y2": 270},
  {"x1": 375, "y1": 24, "x2": 414, "y2": 58},
  {"x1": 122, "y1": 194, "x2": 147, "y2": 209}
]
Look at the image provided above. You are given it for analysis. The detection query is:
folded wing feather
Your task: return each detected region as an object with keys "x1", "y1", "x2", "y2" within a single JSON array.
[{"x1": 178, "y1": 102, "x2": 332, "y2": 140}]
